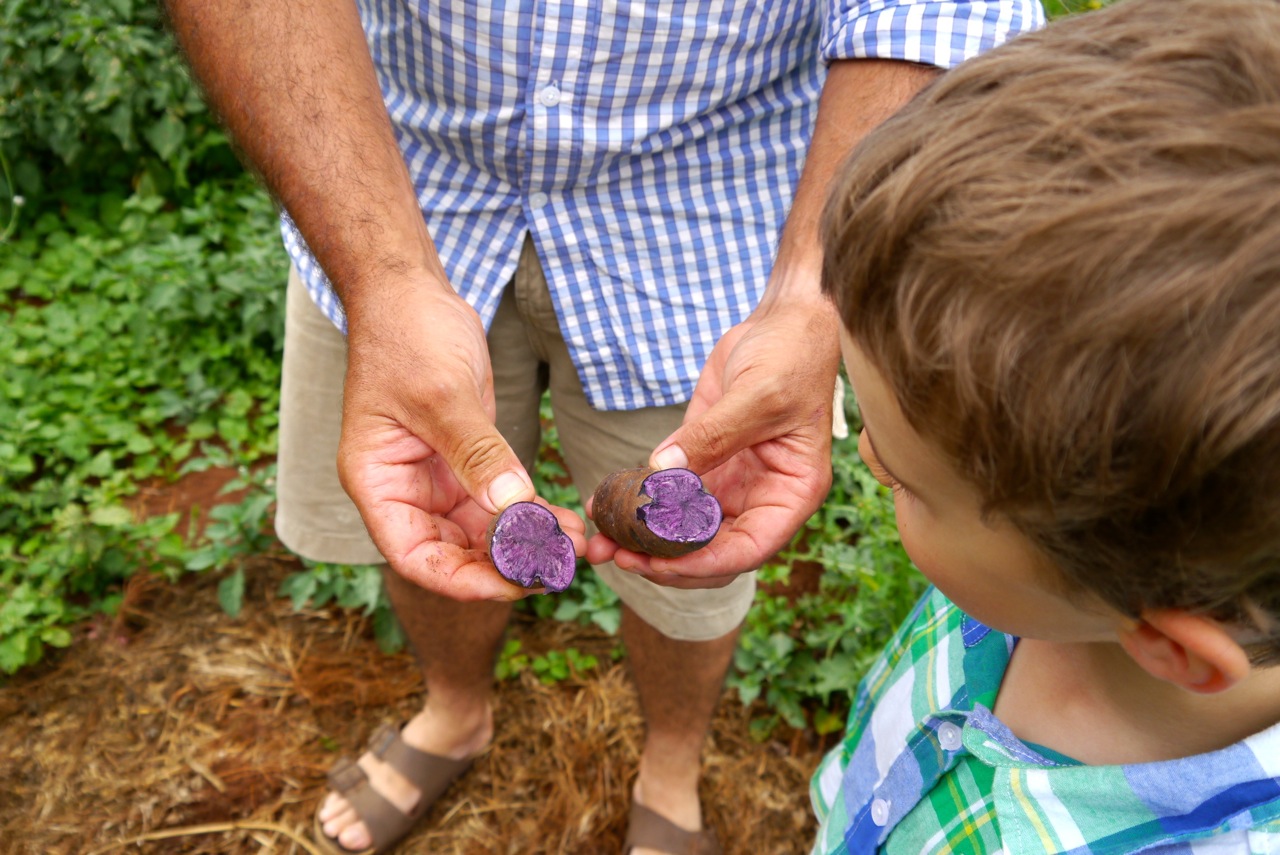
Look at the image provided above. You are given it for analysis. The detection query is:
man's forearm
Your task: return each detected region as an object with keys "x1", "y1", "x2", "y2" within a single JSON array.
[
  {"x1": 164, "y1": 0, "x2": 447, "y2": 315},
  {"x1": 765, "y1": 59, "x2": 940, "y2": 309}
]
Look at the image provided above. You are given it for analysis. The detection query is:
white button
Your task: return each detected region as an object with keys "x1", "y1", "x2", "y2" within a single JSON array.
[
  {"x1": 870, "y1": 797, "x2": 891, "y2": 826},
  {"x1": 939, "y1": 722, "x2": 963, "y2": 751},
  {"x1": 529, "y1": 192, "x2": 549, "y2": 209},
  {"x1": 539, "y1": 85, "x2": 561, "y2": 106}
]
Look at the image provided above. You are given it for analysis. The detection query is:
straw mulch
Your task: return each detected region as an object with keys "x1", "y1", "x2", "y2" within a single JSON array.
[{"x1": 1, "y1": 552, "x2": 825, "y2": 855}]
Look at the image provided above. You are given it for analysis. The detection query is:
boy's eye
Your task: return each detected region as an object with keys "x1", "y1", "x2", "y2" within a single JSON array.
[
  {"x1": 866, "y1": 458, "x2": 898, "y2": 490},
  {"x1": 858, "y1": 429, "x2": 916, "y2": 501},
  {"x1": 858, "y1": 431, "x2": 896, "y2": 487}
]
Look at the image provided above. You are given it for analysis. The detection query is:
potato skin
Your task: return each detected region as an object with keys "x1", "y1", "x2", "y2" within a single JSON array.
[{"x1": 591, "y1": 467, "x2": 721, "y2": 558}]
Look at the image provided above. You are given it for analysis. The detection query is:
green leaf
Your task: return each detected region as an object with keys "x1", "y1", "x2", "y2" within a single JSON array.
[
  {"x1": 185, "y1": 548, "x2": 220, "y2": 571},
  {"x1": 278, "y1": 571, "x2": 318, "y2": 611},
  {"x1": 217, "y1": 568, "x2": 245, "y2": 618},
  {"x1": 589, "y1": 606, "x2": 621, "y2": 636},
  {"x1": 552, "y1": 600, "x2": 581, "y2": 622},
  {"x1": 813, "y1": 708, "x2": 846, "y2": 737},
  {"x1": 373, "y1": 608, "x2": 406, "y2": 654},
  {"x1": 40, "y1": 626, "x2": 73, "y2": 648},
  {"x1": 0, "y1": 632, "x2": 37, "y2": 674},
  {"x1": 89, "y1": 505, "x2": 134, "y2": 528},
  {"x1": 144, "y1": 112, "x2": 186, "y2": 161},
  {"x1": 105, "y1": 101, "x2": 134, "y2": 148}
]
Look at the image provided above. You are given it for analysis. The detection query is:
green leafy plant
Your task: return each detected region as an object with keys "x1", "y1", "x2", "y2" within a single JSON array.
[
  {"x1": 0, "y1": 176, "x2": 283, "y2": 673},
  {"x1": 548, "y1": 572, "x2": 622, "y2": 635},
  {"x1": 495, "y1": 638, "x2": 530, "y2": 681},
  {"x1": 728, "y1": 410, "x2": 927, "y2": 739},
  {"x1": 1043, "y1": 0, "x2": 1110, "y2": 17},
  {"x1": 0, "y1": 0, "x2": 240, "y2": 213},
  {"x1": 277, "y1": 562, "x2": 406, "y2": 654},
  {"x1": 531, "y1": 647, "x2": 599, "y2": 685},
  {"x1": 495, "y1": 641, "x2": 600, "y2": 684}
]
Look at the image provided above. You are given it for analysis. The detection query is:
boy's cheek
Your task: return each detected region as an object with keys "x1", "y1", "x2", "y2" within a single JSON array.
[
  {"x1": 895, "y1": 509, "x2": 984, "y2": 617},
  {"x1": 894, "y1": 511, "x2": 934, "y2": 578}
]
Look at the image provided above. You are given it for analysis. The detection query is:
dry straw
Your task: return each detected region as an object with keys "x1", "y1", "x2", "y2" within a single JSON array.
[{"x1": 1, "y1": 554, "x2": 822, "y2": 854}]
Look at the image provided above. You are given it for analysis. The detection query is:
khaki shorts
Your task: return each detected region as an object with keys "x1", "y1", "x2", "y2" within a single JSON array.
[{"x1": 274, "y1": 238, "x2": 756, "y2": 641}]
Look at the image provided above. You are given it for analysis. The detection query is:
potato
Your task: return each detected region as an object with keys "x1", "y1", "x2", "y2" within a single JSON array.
[{"x1": 591, "y1": 467, "x2": 722, "y2": 558}]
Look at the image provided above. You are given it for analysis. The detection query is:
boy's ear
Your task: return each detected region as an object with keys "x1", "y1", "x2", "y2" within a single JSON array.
[{"x1": 1117, "y1": 610, "x2": 1252, "y2": 694}]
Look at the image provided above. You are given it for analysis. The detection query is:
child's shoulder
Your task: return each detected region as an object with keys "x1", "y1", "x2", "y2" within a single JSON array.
[{"x1": 863, "y1": 587, "x2": 1013, "y2": 704}]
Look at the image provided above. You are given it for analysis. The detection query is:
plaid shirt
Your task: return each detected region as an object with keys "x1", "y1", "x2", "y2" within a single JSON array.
[
  {"x1": 282, "y1": 0, "x2": 1044, "y2": 410},
  {"x1": 811, "y1": 588, "x2": 1280, "y2": 855}
]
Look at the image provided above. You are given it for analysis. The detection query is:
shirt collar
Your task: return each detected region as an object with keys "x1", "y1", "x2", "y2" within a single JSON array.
[{"x1": 961, "y1": 682, "x2": 1280, "y2": 853}]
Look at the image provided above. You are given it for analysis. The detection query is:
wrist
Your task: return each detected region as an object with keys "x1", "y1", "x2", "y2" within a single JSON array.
[
  {"x1": 339, "y1": 264, "x2": 456, "y2": 335},
  {"x1": 757, "y1": 250, "x2": 831, "y2": 315}
]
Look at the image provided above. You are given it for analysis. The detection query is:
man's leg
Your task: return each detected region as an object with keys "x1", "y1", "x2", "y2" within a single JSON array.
[
  {"x1": 315, "y1": 577, "x2": 510, "y2": 850},
  {"x1": 278, "y1": 270, "x2": 544, "y2": 850},
  {"x1": 549, "y1": 390, "x2": 753, "y2": 852},
  {"x1": 512, "y1": 246, "x2": 756, "y2": 850},
  {"x1": 623, "y1": 606, "x2": 740, "y2": 836}
]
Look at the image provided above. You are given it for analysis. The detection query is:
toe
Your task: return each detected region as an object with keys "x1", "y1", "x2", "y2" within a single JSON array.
[
  {"x1": 338, "y1": 819, "x2": 373, "y2": 852},
  {"x1": 318, "y1": 792, "x2": 348, "y2": 824},
  {"x1": 322, "y1": 806, "x2": 363, "y2": 842}
]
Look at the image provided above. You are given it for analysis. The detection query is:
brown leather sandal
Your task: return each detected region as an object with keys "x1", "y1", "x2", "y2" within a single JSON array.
[
  {"x1": 312, "y1": 723, "x2": 474, "y2": 855},
  {"x1": 622, "y1": 801, "x2": 723, "y2": 855}
]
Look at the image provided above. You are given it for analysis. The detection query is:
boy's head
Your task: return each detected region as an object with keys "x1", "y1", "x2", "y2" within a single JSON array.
[{"x1": 822, "y1": 0, "x2": 1280, "y2": 666}]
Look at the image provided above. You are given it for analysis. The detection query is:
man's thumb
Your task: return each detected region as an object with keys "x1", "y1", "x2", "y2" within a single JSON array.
[
  {"x1": 436, "y1": 415, "x2": 535, "y2": 513},
  {"x1": 651, "y1": 389, "x2": 774, "y2": 475}
]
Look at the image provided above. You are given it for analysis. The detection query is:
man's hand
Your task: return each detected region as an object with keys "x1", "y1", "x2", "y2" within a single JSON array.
[
  {"x1": 163, "y1": 0, "x2": 578, "y2": 598},
  {"x1": 339, "y1": 278, "x2": 584, "y2": 600},
  {"x1": 586, "y1": 297, "x2": 841, "y2": 587}
]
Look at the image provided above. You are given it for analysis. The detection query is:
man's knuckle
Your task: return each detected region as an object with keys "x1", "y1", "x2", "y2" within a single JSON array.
[
  {"x1": 453, "y1": 434, "x2": 507, "y2": 475},
  {"x1": 690, "y1": 420, "x2": 732, "y2": 461}
]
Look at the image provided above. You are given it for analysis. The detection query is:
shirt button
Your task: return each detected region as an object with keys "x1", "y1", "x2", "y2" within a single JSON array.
[
  {"x1": 870, "y1": 797, "x2": 891, "y2": 827},
  {"x1": 539, "y1": 85, "x2": 561, "y2": 107},
  {"x1": 939, "y1": 722, "x2": 963, "y2": 751},
  {"x1": 529, "y1": 192, "x2": 549, "y2": 209}
]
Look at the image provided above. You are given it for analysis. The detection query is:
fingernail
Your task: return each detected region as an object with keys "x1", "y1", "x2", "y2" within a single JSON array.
[
  {"x1": 652, "y1": 444, "x2": 688, "y2": 470},
  {"x1": 488, "y1": 471, "x2": 531, "y2": 510}
]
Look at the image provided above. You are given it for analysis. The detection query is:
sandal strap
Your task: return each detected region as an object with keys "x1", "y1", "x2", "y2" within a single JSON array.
[
  {"x1": 326, "y1": 757, "x2": 368, "y2": 795},
  {"x1": 321, "y1": 756, "x2": 416, "y2": 852},
  {"x1": 623, "y1": 802, "x2": 722, "y2": 855},
  {"x1": 316, "y1": 725, "x2": 477, "y2": 855},
  {"x1": 366, "y1": 723, "x2": 474, "y2": 803},
  {"x1": 344, "y1": 773, "x2": 418, "y2": 851}
]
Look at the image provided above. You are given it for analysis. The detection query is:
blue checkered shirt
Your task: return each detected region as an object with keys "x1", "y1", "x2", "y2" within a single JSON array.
[{"x1": 282, "y1": 0, "x2": 1045, "y2": 410}]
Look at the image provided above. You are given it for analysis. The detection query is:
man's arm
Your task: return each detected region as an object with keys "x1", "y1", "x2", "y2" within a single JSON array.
[
  {"x1": 165, "y1": 0, "x2": 547, "y2": 599},
  {"x1": 165, "y1": 0, "x2": 436, "y2": 297},
  {"x1": 620, "y1": 0, "x2": 1044, "y2": 583},
  {"x1": 759, "y1": 60, "x2": 939, "y2": 315},
  {"x1": 589, "y1": 60, "x2": 939, "y2": 583}
]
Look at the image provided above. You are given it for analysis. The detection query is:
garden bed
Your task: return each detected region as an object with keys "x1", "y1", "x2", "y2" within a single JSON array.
[{"x1": 1, "y1": 552, "x2": 825, "y2": 855}]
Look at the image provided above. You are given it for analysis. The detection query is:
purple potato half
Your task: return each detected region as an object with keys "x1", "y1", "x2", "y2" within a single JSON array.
[
  {"x1": 591, "y1": 467, "x2": 722, "y2": 558},
  {"x1": 487, "y1": 501, "x2": 577, "y2": 593}
]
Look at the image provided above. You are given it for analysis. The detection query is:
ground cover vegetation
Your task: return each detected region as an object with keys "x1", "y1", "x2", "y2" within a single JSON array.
[{"x1": 1, "y1": 0, "x2": 1101, "y2": 732}]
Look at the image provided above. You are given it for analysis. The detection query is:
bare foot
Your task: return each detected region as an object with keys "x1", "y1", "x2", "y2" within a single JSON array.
[{"x1": 317, "y1": 704, "x2": 491, "y2": 851}]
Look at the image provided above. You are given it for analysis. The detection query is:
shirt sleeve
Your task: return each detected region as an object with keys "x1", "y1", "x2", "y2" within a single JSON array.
[{"x1": 821, "y1": 0, "x2": 1047, "y2": 70}]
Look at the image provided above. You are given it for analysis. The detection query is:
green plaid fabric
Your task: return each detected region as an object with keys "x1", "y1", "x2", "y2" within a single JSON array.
[
  {"x1": 809, "y1": 587, "x2": 1280, "y2": 854},
  {"x1": 883, "y1": 754, "x2": 998, "y2": 855}
]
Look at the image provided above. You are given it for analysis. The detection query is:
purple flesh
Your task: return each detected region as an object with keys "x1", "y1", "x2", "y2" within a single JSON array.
[
  {"x1": 489, "y1": 502, "x2": 577, "y2": 593},
  {"x1": 636, "y1": 469, "x2": 722, "y2": 544}
]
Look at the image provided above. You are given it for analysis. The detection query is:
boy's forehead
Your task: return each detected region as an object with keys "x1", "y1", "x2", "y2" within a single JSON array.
[{"x1": 841, "y1": 336, "x2": 943, "y2": 486}]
